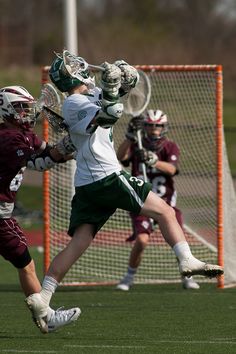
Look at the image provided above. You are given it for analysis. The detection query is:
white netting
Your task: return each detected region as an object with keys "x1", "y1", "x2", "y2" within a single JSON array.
[
  {"x1": 43, "y1": 65, "x2": 236, "y2": 287},
  {"x1": 122, "y1": 70, "x2": 151, "y2": 116}
]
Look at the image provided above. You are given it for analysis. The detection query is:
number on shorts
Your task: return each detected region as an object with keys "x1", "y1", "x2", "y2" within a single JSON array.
[{"x1": 129, "y1": 176, "x2": 144, "y2": 186}]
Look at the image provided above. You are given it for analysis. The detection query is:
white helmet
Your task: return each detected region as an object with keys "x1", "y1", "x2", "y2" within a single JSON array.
[
  {"x1": 0, "y1": 86, "x2": 36, "y2": 129},
  {"x1": 144, "y1": 109, "x2": 168, "y2": 140}
]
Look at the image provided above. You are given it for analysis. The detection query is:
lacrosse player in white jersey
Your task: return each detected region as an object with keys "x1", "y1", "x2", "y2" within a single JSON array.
[{"x1": 25, "y1": 51, "x2": 223, "y2": 328}]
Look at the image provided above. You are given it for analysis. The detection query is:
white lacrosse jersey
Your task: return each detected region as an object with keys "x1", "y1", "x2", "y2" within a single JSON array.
[{"x1": 62, "y1": 87, "x2": 121, "y2": 187}]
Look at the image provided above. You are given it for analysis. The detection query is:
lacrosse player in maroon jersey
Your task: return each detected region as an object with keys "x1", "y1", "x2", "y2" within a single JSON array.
[
  {"x1": 117, "y1": 109, "x2": 200, "y2": 290},
  {"x1": 0, "y1": 86, "x2": 81, "y2": 333}
]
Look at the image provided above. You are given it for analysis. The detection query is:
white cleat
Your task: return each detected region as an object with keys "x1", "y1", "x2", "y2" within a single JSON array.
[
  {"x1": 48, "y1": 307, "x2": 81, "y2": 333},
  {"x1": 25, "y1": 293, "x2": 81, "y2": 334},
  {"x1": 116, "y1": 283, "x2": 130, "y2": 291},
  {"x1": 182, "y1": 276, "x2": 200, "y2": 290},
  {"x1": 116, "y1": 275, "x2": 133, "y2": 291},
  {"x1": 179, "y1": 258, "x2": 224, "y2": 278},
  {"x1": 25, "y1": 293, "x2": 48, "y2": 334}
]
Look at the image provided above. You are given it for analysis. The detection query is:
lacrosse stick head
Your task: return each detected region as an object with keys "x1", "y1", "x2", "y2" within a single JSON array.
[
  {"x1": 36, "y1": 83, "x2": 67, "y2": 133},
  {"x1": 49, "y1": 50, "x2": 95, "y2": 92},
  {"x1": 122, "y1": 70, "x2": 151, "y2": 117},
  {"x1": 36, "y1": 83, "x2": 63, "y2": 110},
  {"x1": 42, "y1": 106, "x2": 68, "y2": 134}
]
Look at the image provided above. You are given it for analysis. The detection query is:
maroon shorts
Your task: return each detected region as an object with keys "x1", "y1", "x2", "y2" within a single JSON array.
[
  {"x1": 127, "y1": 206, "x2": 183, "y2": 241},
  {"x1": 0, "y1": 218, "x2": 31, "y2": 268}
]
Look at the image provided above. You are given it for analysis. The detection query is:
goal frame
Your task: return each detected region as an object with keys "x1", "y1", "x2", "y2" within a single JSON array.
[{"x1": 41, "y1": 64, "x2": 224, "y2": 288}]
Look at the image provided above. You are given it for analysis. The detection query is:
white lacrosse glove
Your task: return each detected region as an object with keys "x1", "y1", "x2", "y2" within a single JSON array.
[
  {"x1": 27, "y1": 156, "x2": 56, "y2": 172},
  {"x1": 145, "y1": 150, "x2": 158, "y2": 167},
  {"x1": 100, "y1": 62, "x2": 122, "y2": 98},
  {"x1": 56, "y1": 135, "x2": 76, "y2": 155},
  {"x1": 114, "y1": 60, "x2": 139, "y2": 94},
  {"x1": 137, "y1": 149, "x2": 158, "y2": 167}
]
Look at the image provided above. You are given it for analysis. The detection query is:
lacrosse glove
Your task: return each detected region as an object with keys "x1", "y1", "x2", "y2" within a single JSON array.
[
  {"x1": 100, "y1": 62, "x2": 122, "y2": 100},
  {"x1": 125, "y1": 116, "x2": 144, "y2": 142},
  {"x1": 137, "y1": 148, "x2": 158, "y2": 167},
  {"x1": 27, "y1": 156, "x2": 56, "y2": 172},
  {"x1": 27, "y1": 144, "x2": 57, "y2": 172},
  {"x1": 56, "y1": 135, "x2": 76, "y2": 155},
  {"x1": 114, "y1": 60, "x2": 139, "y2": 95}
]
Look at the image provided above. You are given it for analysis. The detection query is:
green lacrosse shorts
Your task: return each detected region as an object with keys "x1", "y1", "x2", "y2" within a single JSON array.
[{"x1": 68, "y1": 170, "x2": 152, "y2": 237}]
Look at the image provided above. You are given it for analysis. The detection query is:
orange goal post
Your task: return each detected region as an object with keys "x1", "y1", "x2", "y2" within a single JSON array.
[{"x1": 41, "y1": 64, "x2": 236, "y2": 288}]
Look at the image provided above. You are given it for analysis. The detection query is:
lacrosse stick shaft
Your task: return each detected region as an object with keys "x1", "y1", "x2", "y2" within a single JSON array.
[
  {"x1": 136, "y1": 129, "x2": 148, "y2": 182},
  {"x1": 88, "y1": 64, "x2": 105, "y2": 72}
]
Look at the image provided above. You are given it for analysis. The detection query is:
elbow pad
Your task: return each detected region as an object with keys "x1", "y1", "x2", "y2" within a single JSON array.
[{"x1": 96, "y1": 99, "x2": 123, "y2": 129}]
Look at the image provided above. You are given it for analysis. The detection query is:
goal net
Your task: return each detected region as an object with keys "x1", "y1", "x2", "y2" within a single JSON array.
[{"x1": 41, "y1": 65, "x2": 236, "y2": 288}]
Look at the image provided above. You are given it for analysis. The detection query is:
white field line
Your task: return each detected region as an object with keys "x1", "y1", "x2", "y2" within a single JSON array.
[
  {"x1": 64, "y1": 339, "x2": 236, "y2": 347},
  {"x1": 1, "y1": 351, "x2": 58, "y2": 353},
  {"x1": 3, "y1": 339, "x2": 236, "y2": 353}
]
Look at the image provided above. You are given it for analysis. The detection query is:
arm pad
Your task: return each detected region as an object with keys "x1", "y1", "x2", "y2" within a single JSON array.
[{"x1": 96, "y1": 99, "x2": 123, "y2": 129}]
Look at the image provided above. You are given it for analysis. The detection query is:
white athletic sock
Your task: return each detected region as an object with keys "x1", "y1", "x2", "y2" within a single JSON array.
[
  {"x1": 172, "y1": 241, "x2": 193, "y2": 262},
  {"x1": 47, "y1": 307, "x2": 55, "y2": 319},
  {"x1": 40, "y1": 276, "x2": 58, "y2": 306}
]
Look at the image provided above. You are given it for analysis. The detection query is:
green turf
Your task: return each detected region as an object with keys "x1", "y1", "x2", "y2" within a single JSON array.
[
  {"x1": 17, "y1": 185, "x2": 43, "y2": 211},
  {"x1": 0, "y1": 248, "x2": 236, "y2": 354}
]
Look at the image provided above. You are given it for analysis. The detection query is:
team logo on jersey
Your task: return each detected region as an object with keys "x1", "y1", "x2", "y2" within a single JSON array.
[
  {"x1": 171, "y1": 154, "x2": 177, "y2": 161},
  {"x1": 141, "y1": 220, "x2": 150, "y2": 230},
  {"x1": 77, "y1": 110, "x2": 87, "y2": 120},
  {"x1": 95, "y1": 99, "x2": 102, "y2": 107},
  {"x1": 16, "y1": 149, "x2": 24, "y2": 156}
]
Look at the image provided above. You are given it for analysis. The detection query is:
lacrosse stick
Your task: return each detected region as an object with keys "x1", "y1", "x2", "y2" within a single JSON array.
[
  {"x1": 37, "y1": 83, "x2": 67, "y2": 133},
  {"x1": 61, "y1": 50, "x2": 105, "y2": 79},
  {"x1": 122, "y1": 70, "x2": 152, "y2": 182}
]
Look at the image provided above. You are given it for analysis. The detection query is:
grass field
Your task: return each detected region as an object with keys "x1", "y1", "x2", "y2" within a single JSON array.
[
  {"x1": 0, "y1": 248, "x2": 236, "y2": 354},
  {"x1": 1, "y1": 69, "x2": 235, "y2": 353}
]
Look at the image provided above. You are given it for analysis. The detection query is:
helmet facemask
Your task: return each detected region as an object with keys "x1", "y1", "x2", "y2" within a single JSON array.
[
  {"x1": 11, "y1": 101, "x2": 37, "y2": 129},
  {"x1": 0, "y1": 86, "x2": 37, "y2": 129},
  {"x1": 144, "y1": 109, "x2": 168, "y2": 142},
  {"x1": 49, "y1": 51, "x2": 95, "y2": 92}
]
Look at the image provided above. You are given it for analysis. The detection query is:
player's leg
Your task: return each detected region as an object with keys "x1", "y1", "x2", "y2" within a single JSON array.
[
  {"x1": 117, "y1": 214, "x2": 151, "y2": 291},
  {"x1": 141, "y1": 191, "x2": 223, "y2": 278},
  {"x1": 46, "y1": 224, "x2": 94, "y2": 283},
  {"x1": 117, "y1": 232, "x2": 149, "y2": 291},
  {"x1": 0, "y1": 218, "x2": 41, "y2": 295},
  {"x1": 129, "y1": 232, "x2": 149, "y2": 268},
  {"x1": 26, "y1": 224, "x2": 93, "y2": 332},
  {"x1": 18, "y1": 259, "x2": 41, "y2": 296},
  {"x1": 25, "y1": 180, "x2": 117, "y2": 332},
  {"x1": 0, "y1": 218, "x2": 81, "y2": 334},
  {"x1": 111, "y1": 171, "x2": 223, "y2": 278}
]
